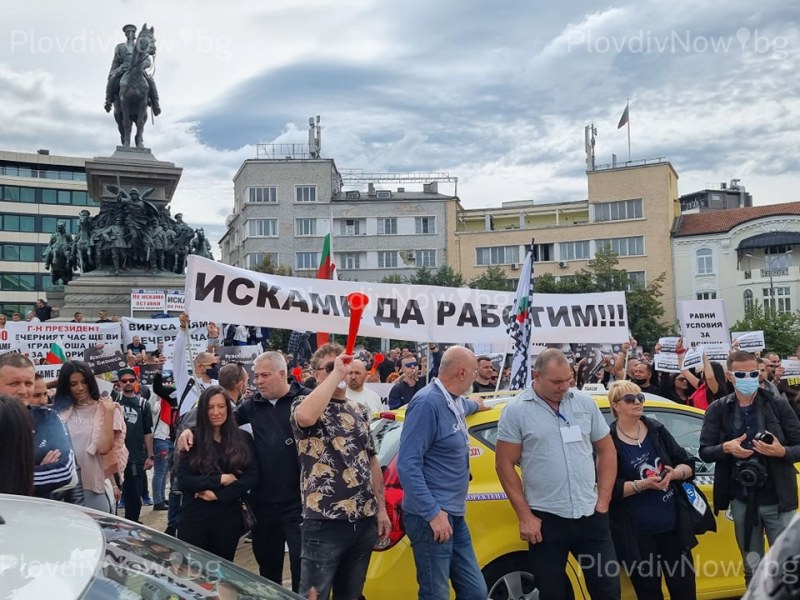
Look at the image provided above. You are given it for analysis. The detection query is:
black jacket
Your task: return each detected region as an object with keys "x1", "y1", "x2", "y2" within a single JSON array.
[
  {"x1": 609, "y1": 416, "x2": 699, "y2": 562},
  {"x1": 699, "y1": 388, "x2": 800, "y2": 513}
]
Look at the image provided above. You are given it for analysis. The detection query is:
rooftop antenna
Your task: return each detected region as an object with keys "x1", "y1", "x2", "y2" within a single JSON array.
[
  {"x1": 308, "y1": 115, "x2": 321, "y2": 158},
  {"x1": 584, "y1": 124, "x2": 597, "y2": 171}
]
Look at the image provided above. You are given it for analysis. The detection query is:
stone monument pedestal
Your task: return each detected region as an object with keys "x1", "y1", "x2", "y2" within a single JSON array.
[{"x1": 85, "y1": 146, "x2": 182, "y2": 205}]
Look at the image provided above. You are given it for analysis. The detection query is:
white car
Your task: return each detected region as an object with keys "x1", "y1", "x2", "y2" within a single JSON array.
[{"x1": 0, "y1": 493, "x2": 302, "y2": 599}]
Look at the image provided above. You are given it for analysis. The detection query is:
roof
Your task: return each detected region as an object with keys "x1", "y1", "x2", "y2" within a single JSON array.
[{"x1": 675, "y1": 202, "x2": 800, "y2": 237}]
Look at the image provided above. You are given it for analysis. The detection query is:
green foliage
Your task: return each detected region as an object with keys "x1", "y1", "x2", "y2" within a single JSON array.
[
  {"x1": 731, "y1": 301, "x2": 800, "y2": 357},
  {"x1": 626, "y1": 272, "x2": 672, "y2": 348},
  {"x1": 250, "y1": 255, "x2": 293, "y2": 276},
  {"x1": 468, "y1": 266, "x2": 513, "y2": 291}
]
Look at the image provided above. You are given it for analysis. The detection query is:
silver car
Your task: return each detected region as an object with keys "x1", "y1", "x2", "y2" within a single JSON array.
[{"x1": 0, "y1": 494, "x2": 302, "y2": 599}]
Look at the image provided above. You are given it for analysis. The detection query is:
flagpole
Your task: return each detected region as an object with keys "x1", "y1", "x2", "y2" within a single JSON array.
[{"x1": 626, "y1": 99, "x2": 631, "y2": 162}]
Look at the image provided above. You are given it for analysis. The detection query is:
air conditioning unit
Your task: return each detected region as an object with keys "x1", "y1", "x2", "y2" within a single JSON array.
[
  {"x1": 558, "y1": 261, "x2": 568, "y2": 268},
  {"x1": 376, "y1": 190, "x2": 392, "y2": 200},
  {"x1": 509, "y1": 263, "x2": 519, "y2": 270}
]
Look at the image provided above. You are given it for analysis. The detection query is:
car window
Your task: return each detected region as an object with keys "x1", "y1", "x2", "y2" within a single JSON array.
[
  {"x1": 371, "y1": 418, "x2": 404, "y2": 468},
  {"x1": 470, "y1": 423, "x2": 499, "y2": 450}
]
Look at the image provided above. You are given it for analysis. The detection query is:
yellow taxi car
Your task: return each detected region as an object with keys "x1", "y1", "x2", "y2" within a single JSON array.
[{"x1": 363, "y1": 391, "x2": 748, "y2": 600}]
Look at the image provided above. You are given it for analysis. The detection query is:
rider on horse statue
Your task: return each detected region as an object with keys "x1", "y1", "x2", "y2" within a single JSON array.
[{"x1": 104, "y1": 24, "x2": 161, "y2": 116}]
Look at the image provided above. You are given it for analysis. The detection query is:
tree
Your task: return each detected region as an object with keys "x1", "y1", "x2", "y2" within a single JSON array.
[
  {"x1": 730, "y1": 302, "x2": 800, "y2": 357},
  {"x1": 251, "y1": 255, "x2": 293, "y2": 277},
  {"x1": 469, "y1": 266, "x2": 513, "y2": 291},
  {"x1": 626, "y1": 272, "x2": 672, "y2": 348}
]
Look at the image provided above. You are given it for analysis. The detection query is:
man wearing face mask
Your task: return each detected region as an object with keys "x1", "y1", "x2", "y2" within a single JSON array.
[
  {"x1": 631, "y1": 361, "x2": 660, "y2": 395},
  {"x1": 700, "y1": 350, "x2": 800, "y2": 586}
]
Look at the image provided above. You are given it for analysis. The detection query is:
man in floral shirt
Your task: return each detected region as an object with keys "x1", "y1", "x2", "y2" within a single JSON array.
[{"x1": 291, "y1": 343, "x2": 391, "y2": 600}]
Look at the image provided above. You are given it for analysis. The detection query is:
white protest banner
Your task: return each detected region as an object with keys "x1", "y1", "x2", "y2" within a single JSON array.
[
  {"x1": 166, "y1": 290, "x2": 186, "y2": 312},
  {"x1": 682, "y1": 346, "x2": 704, "y2": 371},
  {"x1": 658, "y1": 337, "x2": 681, "y2": 353},
  {"x1": 7, "y1": 322, "x2": 122, "y2": 361},
  {"x1": 782, "y1": 359, "x2": 800, "y2": 379},
  {"x1": 653, "y1": 353, "x2": 680, "y2": 373},
  {"x1": 731, "y1": 331, "x2": 766, "y2": 352},
  {"x1": 131, "y1": 289, "x2": 166, "y2": 312},
  {"x1": 679, "y1": 300, "x2": 730, "y2": 362},
  {"x1": 0, "y1": 327, "x2": 12, "y2": 353},
  {"x1": 121, "y1": 317, "x2": 210, "y2": 356},
  {"x1": 185, "y1": 256, "x2": 630, "y2": 345}
]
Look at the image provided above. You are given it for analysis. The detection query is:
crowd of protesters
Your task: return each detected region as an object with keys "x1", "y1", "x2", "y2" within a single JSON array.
[{"x1": 4, "y1": 308, "x2": 800, "y2": 599}]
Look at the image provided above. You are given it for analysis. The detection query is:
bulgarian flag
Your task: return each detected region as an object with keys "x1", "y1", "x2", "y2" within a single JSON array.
[
  {"x1": 45, "y1": 342, "x2": 67, "y2": 365},
  {"x1": 316, "y1": 231, "x2": 337, "y2": 346}
]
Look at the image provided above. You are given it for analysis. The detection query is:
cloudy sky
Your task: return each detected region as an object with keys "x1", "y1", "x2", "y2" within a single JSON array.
[{"x1": 1, "y1": 0, "x2": 797, "y2": 246}]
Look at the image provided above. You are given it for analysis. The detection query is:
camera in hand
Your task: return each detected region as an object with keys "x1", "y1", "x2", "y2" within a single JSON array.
[
  {"x1": 754, "y1": 432, "x2": 774, "y2": 445},
  {"x1": 735, "y1": 458, "x2": 769, "y2": 489}
]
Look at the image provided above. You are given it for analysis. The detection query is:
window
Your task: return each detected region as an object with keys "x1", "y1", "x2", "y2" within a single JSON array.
[
  {"x1": 559, "y1": 241, "x2": 590, "y2": 261},
  {"x1": 475, "y1": 245, "x2": 520, "y2": 266},
  {"x1": 532, "y1": 243, "x2": 554, "y2": 262},
  {"x1": 378, "y1": 251, "x2": 398, "y2": 268},
  {"x1": 57, "y1": 190, "x2": 71, "y2": 205},
  {"x1": 596, "y1": 236, "x2": 644, "y2": 257},
  {"x1": 247, "y1": 219, "x2": 277, "y2": 237},
  {"x1": 0, "y1": 273, "x2": 36, "y2": 291},
  {"x1": 594, "y1": 198, "x2": 643, "y2": 222},
  {"x1": 2, "y1": 245, "x2": 38, "y2": 262},
  {"x1": 41, "y1": 189, "x2": 57, "y2": 204},
  {"x1": 296, "y1": 218, "x2": 317, "y2": 236},
  {"x1": 339, "y1": 253, "x2": 361, "y2": 270},
  {"x1": 696, "y1": 248, "x2": 713, "y2": 275},
  {"x1": 296, "y1": 252, "x2": 319, "y2": 270},
  {"x1": 296, "y1": 186, "x2": 317, "y2": 202},
  {"x1": 340, "y1": 218, "x2": 365, "y2": 236},
  {"x1": 378, "y1": 218, "x2": 397, "y2": 235},
  {"x1": 416, "y1": 250, "x2": 437, "y2": 268},
  {"x1": 3, "y1": 215, "x2": 36, "y2": 232},
  {"x1": 0, "y1": 186, "x2": 35, "y2": 203},
  {"x1": 744, "y1": 289, "x2": 754, "y2": 311},
  {"x1": 764, "y1": 287, "x2": 791, "y2": 313},
  {"x1": 72, "y1": 191, "x2": 88, "y2": 206},
  {"x1": 246, "y1": 253, "x2": 278, "y2": 269},
  {"x1": 415, "y1": 217, "x2": 436, "y2": 234},
  {"x1": 696, "y1": 291, "x2": 717, "y2": 300},
  {"x1": 627, "y1": 271, "x2": 646, "y2": 290},
  {"x1": 248, "y1": 187, "x2": 277, "y2": 203}
]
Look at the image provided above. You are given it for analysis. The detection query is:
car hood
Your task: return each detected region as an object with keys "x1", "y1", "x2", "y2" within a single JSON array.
[{"x1": 0, "y1": 494, "x2": 104, "y2": 599}]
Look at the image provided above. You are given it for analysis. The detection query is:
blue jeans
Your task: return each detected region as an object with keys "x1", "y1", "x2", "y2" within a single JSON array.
[
  {"x1": 152, "y1": 438, "x2": 173, "y2": 505},
  {"x1": 404, "y1": 512, "x2": 488, "y2": 600},
  {"x1": 299, "y1": 517, "x2": 377, "y2": 600}
]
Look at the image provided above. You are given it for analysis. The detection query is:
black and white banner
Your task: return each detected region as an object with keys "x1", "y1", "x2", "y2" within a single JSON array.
[{"x1": 185, "y1": 256, "x2": 630, "y2": 344}]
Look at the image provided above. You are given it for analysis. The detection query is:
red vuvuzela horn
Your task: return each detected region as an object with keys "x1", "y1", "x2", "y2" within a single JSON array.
[
  {"x1": 291, "y1": 366, "x2": 303, "y2": 383},
  {"x1": 345, "y1": 292, "x2": 370, "y2": 356},
  {"x1": 369, "y1": 353, "x2": 385, "y2": 375}
]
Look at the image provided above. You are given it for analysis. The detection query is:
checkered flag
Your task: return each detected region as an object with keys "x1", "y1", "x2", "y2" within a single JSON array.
[{"x1": 507, "y1": 248, "x2": 535, "y2": 391}]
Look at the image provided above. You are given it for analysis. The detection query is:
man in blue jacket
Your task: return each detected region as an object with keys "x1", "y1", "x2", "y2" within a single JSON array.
[
  {"x1": 397, "y1": 346, "x2": 487, "y2": 600},
  {"x1": 0, "y1": 352, "x2": 77, "y2": 498}
]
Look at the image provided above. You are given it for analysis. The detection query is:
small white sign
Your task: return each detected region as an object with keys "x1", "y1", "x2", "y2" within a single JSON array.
[{"x1": 131, "y1": 289, "x2": 166, "y2": 311}]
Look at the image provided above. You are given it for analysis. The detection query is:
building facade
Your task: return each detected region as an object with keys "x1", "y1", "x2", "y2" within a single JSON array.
[
  {"x1": 453, "y1": 160, "x2": 681, "y2": 325},
  {"x1": 221, "y1": 157, "x2": 457, "y2": 281},
  {"x1": 672, "y1": 203, "x2": 800, "y2": 324},
  {"x1": 0, "y1": 149, "x2": 94, "y2": 317}
]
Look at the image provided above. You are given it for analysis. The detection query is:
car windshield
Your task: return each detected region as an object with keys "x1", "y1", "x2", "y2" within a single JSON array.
[
  {"x1": 371, "y1": 418, "x2": 404, "y2": 469},
  {"x1": 81, "y1": 512, "x2": 299, "y2": 599}
]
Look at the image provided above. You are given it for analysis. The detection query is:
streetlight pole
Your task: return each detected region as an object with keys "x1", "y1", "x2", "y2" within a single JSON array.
[{"x1": 745, "y1": 251, "x2": 792, "y2": 313}]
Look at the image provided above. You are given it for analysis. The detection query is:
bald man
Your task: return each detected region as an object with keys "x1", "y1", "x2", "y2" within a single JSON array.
[
  {"x1": 346, "y1": 359, "x2": 384, "y2": 417},
  {"x1": 397, "y1": 346, "x2": 488, "y2": 599}
]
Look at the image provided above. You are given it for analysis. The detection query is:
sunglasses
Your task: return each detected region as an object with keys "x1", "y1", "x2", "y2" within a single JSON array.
[
  {"x1": 120, "y1": 378, "x2": 137, "y2": 383},
  {"x1": 404, "y1": 362, "x2": 418, "y2": 368},
  {"x1": 323, "y1": 362, "x2": 335, "y2": 373},
  {"x1": 733, "y1": 370, "x2": 759, "y2": 379},
  {"x1": 619, "y1": 393, "x2": 645, "y2": 404}
]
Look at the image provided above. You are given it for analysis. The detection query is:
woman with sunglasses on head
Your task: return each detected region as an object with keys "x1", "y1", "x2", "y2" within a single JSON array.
[
  {"x1": 607, "y1": 380, "x2": 700, "y2": 599},
  {"x1": 176, "y1": 385, "x2": 257, "y2": 561},
  {"x1": 54, "y1": 361, "x2": 126, "y2": 512}
]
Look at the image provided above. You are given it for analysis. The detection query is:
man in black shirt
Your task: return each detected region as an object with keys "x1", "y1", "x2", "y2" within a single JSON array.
[
  {"x1": 472, "y1": 355, "x2": 497, "y2": 393},
  {"x1": 117, "y1": 367, "x2": 154, "y2": 523},
  {"x1": 388, "y1": 356, "x2": 425, "y2": 408}
]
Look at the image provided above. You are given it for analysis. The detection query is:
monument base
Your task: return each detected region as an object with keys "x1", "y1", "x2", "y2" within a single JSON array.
[{"x1": 51, "y1": 274, "x2": 187, "y2": 321}]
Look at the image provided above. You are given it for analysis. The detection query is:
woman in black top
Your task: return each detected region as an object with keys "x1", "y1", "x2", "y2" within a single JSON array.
[
  {"x1": 176, "y1": 386, "x2": 257, "y2": 561},
  {"x1": 607, "y1": 380, "x2": 700, "y2": 599}
]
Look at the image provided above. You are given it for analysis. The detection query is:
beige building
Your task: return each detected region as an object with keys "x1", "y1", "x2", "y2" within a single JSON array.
[{"x1": 453, "y1": 160, "x2": 680, "y2": 324}]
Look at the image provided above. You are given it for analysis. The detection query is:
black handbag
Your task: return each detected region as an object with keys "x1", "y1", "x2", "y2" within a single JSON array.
[
  {"x1": 241, "y1": 497, "x2": 257, "y2": 532},
  {"x1": 680, "y1": 482, "x2": 717, "y2": 535}
]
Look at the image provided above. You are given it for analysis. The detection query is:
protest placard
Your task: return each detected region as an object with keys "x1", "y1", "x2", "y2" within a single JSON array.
[{"x1": 731, "y1": 331, "x2": 766, "y2": 352}]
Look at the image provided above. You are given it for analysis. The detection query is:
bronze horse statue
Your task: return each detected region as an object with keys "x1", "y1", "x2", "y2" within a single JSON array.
[{"x1": 114, "y1": 24, "x2": 156, "y2": 148}]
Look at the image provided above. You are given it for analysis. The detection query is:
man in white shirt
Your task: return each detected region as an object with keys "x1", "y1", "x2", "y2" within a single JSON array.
[{"x1": 346, "y1": 359, "x2": 384, "y2": 417}]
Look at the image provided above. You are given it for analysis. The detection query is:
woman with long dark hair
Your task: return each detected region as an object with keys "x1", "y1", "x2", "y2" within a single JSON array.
[
  {"x1": 54, "y1": 361, "x2": 126, "y2": 512},
  {"x1": 0, "y1": 394, "x2": 35, "y2": 495},
  {"x1": 176, "y1": 386, "x2": 257, "y2": 561}
]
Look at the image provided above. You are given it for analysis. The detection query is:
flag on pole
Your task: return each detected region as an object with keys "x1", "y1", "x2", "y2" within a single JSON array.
[
  {"x1": 45, "y1": 342, "x2": 67, "y2": 365},
  {"x1": 506, "y1": 248, "x2": 535, "y2": 391},
  {"x1": 617, "y1": 102, "x2": 629, "y2": 129},
  {"x1": 316, "y1": 231, "x2": 337, "y2": 346}
]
